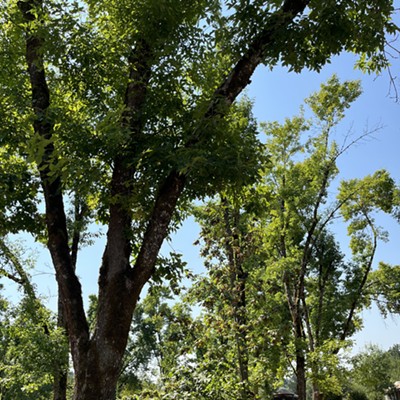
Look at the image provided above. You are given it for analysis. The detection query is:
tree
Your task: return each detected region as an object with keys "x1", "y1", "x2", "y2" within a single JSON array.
[
  {"x1": 189, "y1": 194, "x2": 290, "y2": 399},
  {"x1": 259, "y1": 78, "x2": 361, "y2": 400},
  {"x1": 261, "y1": 78, "x2": 398, "y2": 400},
  {"x1": 0, "y1": 293, "x2": 68, "y2": 400},
  {"x1": 86, "y1": 285, "x2": 196, "y2": 399},
  {"x1": 190, "y1": 77, "x2": 398, "y2": 400},
  {"x1": 0, "y1": 236, "x2": 72, "y2": 399},
  {"x1": 350, "y1": 345, "x2": 400, "y2": 400},
  {"x1": 1, "y1": 0, "x2": 398, "y2": 398},
  {"x1": 0, "y1": 239, "x2": 68, "y2": 400}
]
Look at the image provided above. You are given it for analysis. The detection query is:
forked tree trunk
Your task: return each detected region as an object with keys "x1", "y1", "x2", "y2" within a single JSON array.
[{"x1": 17, "y1": 0, "x2": 310, "y2": 398}]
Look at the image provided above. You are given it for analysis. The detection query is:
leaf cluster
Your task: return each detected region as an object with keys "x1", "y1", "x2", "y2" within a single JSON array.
[{"x1": 0, "y1": 294, "x2": 68, "y2": 400}]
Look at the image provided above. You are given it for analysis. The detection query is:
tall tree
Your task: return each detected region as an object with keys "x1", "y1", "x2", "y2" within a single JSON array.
[
  {"x1": 0, "y1": 0, "x2": 398, "y2": 398},
  {"x1": 191, "y1": 192, "x2": 290, "y2": 399},
  {"x1": 191, "y1": 77, "x2": 398, "y2": 400},
  {"x1": 260, "y1": 78, "x2": 396, "y2": 400}
]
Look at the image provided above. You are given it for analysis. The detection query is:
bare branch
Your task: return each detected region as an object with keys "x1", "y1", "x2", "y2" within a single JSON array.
[{"x1": 338, "y1": 124, "x2": 383, "y2": 159}]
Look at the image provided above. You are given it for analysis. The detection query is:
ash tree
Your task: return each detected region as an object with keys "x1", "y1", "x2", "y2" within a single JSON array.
[{"x1": 0, "y1": 0, "x2": 398, "y2": 399}]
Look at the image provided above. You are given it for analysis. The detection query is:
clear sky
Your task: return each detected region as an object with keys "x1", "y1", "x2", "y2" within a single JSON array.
[{"x1": 2, "y1": 44, "x2": 399, "y2": 356}]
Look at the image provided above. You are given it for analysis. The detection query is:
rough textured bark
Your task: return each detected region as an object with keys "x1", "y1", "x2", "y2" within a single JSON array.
[
  {"x1": 18, "y1": 0, "x2": 90, "y2": 391},
  {"x1": 54, "y1": 199, "x2": 87, "y2": 400},
  {"x1": 17, "y1": 0, "x2": 310, "y2": 398}
]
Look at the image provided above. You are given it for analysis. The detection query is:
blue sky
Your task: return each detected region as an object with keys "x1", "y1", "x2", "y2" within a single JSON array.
[{"x1": 2, "y1": 47, "x2": 399, "y2": 356}]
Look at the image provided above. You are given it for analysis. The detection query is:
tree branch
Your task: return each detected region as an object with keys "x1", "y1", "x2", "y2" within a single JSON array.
[
  {"x1": 17, "y1": 0, "x2": 89, "y2": 366},
  {"x1": 339, "y1": 211, "x2": 378, "y2": 343},
  {"x1": 131, "y1": 0, "x2": 311, "y2": 284},
  {"x1": 0, "y1": 238, "x2": 36, "y2": 299},
  {"x1": 187, "y1": 0, "x2": 310, "y2": 148}
]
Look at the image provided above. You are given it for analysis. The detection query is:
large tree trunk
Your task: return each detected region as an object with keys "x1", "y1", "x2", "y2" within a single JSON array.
[
  {"x1": 53, "y1": 199, "x2": 86, "y2": 400},
  {"x1": 17, "y1": 0, "x2": 310, "y2": 398},
  {"x1": 72, "y1": 345, "x2": 121, "y2": 400}
]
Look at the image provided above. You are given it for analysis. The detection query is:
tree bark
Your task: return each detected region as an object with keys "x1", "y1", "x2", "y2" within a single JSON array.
[
  {"x1": 53, "y1": 199, "x2": 87, "y2": 400},
  {"x1": 296, "y1": 334, "x2": 307, "y2": 400},
  {"x1": 18, "y1": 0, "x2": 90, "y2": 393}
]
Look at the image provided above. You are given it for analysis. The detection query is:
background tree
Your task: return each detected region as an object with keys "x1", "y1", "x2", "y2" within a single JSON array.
[
  {"x1": 257, "y1": 78, "x2": 390, "y2": 400},
  {"x1": 118, "y1": 285, "x2": 195, "y2": 398},
  {"x1": 0, "y1": 237, "x2": 71, "y2": 399},
  {"x1": 190, "y1": 77, "x2": 398, "y2": 400},
  {"x1": 0, "y1": 294, "x2": 68, "y2": 400},
  {"x1": 349, "y1": 344, "x2": 400, "y2": 400},
  {"x1": 189, "y1": 193, "x2": 290, "y2": 399}
]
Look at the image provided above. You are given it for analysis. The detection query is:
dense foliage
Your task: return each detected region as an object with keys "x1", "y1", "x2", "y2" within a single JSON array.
[
  {"x1": 349, "y1": 345, "x2": 400, "y2": 400},
  {"x1": 0, "y1": 0, "x2": 399, "y2": 398}
]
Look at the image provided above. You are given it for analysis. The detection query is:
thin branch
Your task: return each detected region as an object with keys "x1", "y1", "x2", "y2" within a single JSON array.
[
  {"x1": 339, "y1": 210, "x2": 378, "y2": 344},
  {"x1": 338, "y1": 125, "x2": 383, "y2": 159},
  {"x1": 0, "y1": 268, "x2": 25, "y2": 286},
  {"x1": 386, "y1": 61, "x2": 399, "y2": 102},
  {"x1": 0, "y1": 238, "x2": 36, "y2": 300}
]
